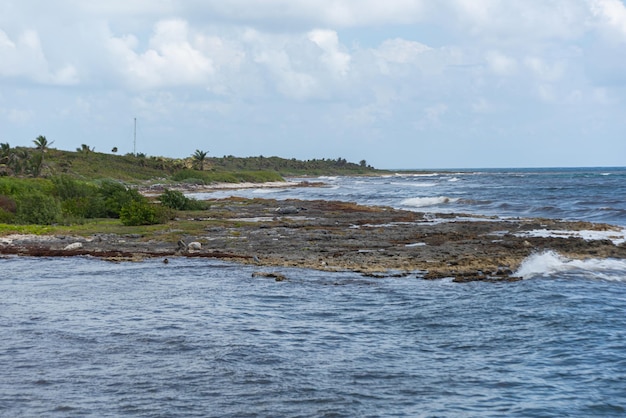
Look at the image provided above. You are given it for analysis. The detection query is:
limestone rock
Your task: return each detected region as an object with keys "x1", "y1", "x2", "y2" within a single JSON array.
[{"x1": 63, "y1": 242, "x2": 83, "y2": 251}]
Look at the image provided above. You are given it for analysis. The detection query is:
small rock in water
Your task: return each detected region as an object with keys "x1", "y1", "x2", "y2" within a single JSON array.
[
  {"x1": 63, "y1": 242, "x2": 83, "y2": 251},
  {"x1": 252, "y1": 271, "x2": 287, "y2": 282}
]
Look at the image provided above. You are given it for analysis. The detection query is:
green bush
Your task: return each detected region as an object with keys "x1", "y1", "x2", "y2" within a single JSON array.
[
  {"x1": 171, "y1": 169, "x2": 206, "y2": 183},
  {"x1": 0, "y1": 208, "x2": 15, "y2": 223},
  {"x1": 52, "y1": 175, "x2": 93, "y2": 200},
  {"x1": 98, "y1": 181, "x2": 144, "y2": 218},
  {"x1": 0, "y1": 177, "x2": 54, "y2": 197},
  {"x1": 159, "y1": 189, "x2": 188, "y2": 210},
  {"x1": 0, "y1": 195, "x2": 17, "y2": 213},
  {"x1": 158, "y1": 189, "x2": 206, "y2": 211},
  {"x1": 15, "y1": 191, "x2": 61, "y2": 225},
  {"x1": 52, "y1": 176, "x2": 106, "y2": 218},
  {"x1": 61, "y1": 196, "x2": 106, "y2": 219},
  {"x1": 119, "y1": 200, "x2": 171, "y2": 226}
]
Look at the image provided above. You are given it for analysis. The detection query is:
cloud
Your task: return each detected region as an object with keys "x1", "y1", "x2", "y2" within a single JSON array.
[
  {"x1": 1, "y1": 0, "x2": 626, "y2": 167},
  {"x1": 590, "y1": 0, "x2": 626, "y2": 40},
  {"x1": 107, "y1": 19, "x2": 214, "y2": 89},
  {"x1": 447, "y1": 0, "x2": 590, "y2": 41},
  {"x1": 485, "y1": 51, "x2": 517, "y2": 76},
  {"x1": 308, "y1": 29, "x2": 351, "y2": 77},
  {"x1": 0, "y1": 29, "x2": 79, "y2": 85}
]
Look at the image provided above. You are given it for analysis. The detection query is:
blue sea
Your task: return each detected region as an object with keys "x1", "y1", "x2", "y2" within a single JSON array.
[{"x1": 2, "y1": 167, "x2": 626, "y2": 417}]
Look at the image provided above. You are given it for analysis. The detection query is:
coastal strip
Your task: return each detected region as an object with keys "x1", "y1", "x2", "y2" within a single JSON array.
[{"x1": 2, "y1": 197, "x2": 625, "y2": 282}]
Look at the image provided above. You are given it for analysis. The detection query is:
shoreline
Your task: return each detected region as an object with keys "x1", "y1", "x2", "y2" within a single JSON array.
[
  {"x1": 140, "y1": 179, "x2": 325, "y2": 196},
  {"x1": 2, "y1": 197, "x2": 625, "y2": 282}
]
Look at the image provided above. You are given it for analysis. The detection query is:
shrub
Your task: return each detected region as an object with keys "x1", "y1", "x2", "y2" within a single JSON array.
[
  {"x1": 119, "y1": 200, "x2": 171, "y2": 226},
  {"x1": 171, "y1": 169, "x2": 206, "y2": 183},
  {"x1": 0, "y1": 209, "x2": 15, "y2": 224},
  {"x1": 159, "y1": 189, "x2": 188, "y2": 210},
  {"x1": 15, "y1": 191, "x2": 61, "y2": 225},
  {"x1": 159, "y1": 189, "x2": 206, "y2": 211},
  {"x1": 61, "y1": 197, "x2": 106, "y2": 219},
  {"x1": 52, "y1": 176, "x2": 106, "y2": 219},
  {"x1": 98, "y1": 181, "x2": 144, "y2": 218},
  {"x1": 0, "y1": 195, "x2": 17, "y2": 213}
]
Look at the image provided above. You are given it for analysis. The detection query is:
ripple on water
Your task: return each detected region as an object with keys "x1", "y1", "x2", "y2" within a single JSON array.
[{"x1": 1, "y1": 257, "x2": 626, "y2": 416}]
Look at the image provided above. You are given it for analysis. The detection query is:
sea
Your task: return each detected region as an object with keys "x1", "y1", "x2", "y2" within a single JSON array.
[{"x1": 2, "y1": 167, "x2": 626, "y2": 417}]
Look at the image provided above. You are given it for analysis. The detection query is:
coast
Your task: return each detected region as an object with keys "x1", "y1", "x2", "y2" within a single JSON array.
[{"x1": 2, "y1": 197, "x2": 625, "y2": 282}]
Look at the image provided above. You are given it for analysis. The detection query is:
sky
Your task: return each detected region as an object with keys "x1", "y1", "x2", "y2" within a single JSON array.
[{"x1": 1, "y1": 0, "x2": 626, "y2": 169}]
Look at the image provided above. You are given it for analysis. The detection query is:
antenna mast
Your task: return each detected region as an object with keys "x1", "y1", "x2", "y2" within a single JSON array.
[{"x1": 133, "y1": 117, "x2": 137, "y2": 155}]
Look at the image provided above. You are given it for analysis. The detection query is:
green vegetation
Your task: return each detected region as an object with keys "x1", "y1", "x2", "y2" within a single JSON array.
[
  {"x1": 171, "y1": 169, "x2": 284, "y2": 185},
  {"x1": 193, "y1": 149, "x2": 208, "y2": 171},
  {"x1": 0, "y1": 137, "x2": 384, "y2": 228},
  {"x1": 159, "y1": 189, "x2": 207, "y2": 211}
]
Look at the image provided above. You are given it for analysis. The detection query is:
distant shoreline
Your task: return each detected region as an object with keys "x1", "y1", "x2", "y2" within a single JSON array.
[{"x1": 139, "y1": 179, "x2": 326, "y2": 196}]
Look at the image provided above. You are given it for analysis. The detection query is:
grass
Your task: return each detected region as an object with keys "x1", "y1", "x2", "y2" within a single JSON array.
[{"x1": 34, "y1": 149, "x2": 385, "y2": 183}]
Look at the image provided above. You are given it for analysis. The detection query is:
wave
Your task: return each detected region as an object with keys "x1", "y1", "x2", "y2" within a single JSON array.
[
  {"x1": 401, "y1": 196, "x2": 459, "y2": 207},
  {"x1": 515, "y1": 251, "x2": 626, "y2": 281},
  {"x1": 514, "y1": 228, "x2": 626, "y2": 245},
  {"x1": 390, "y1": 181, "x2": 437, "y2": 188}
]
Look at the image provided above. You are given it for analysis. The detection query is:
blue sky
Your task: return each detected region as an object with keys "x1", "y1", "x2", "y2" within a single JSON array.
[{"x1": 1, "y1": 0, "x2": 625, "y2": 169}]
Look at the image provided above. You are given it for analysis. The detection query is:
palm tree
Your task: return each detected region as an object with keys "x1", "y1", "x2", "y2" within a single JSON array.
[
  {"x1": 32, "y1": 136, "x2": 54, "y2": 177},
  {"x1": 193, "y1": 149, "x2": 208, "y2": 171},
  {"x1": 0, "y1": 143, "x2": 10, "y2": 164},
  {"x1": 77, "y1": 144, "x2": 94, "y2": 154},
  {"x1": 33, "y1": 135, "x2": 53, "y2": 151}
]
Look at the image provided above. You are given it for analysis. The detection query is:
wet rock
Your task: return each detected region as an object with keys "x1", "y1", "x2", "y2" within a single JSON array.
[{"x1": 252, "y1": 271, "x2": 287, "y2": 282}]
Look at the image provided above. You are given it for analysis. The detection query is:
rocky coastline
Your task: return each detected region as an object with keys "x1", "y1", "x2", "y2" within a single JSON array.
[{"x1": 2, "y1": 197, "x2": 626, "y2": 282}]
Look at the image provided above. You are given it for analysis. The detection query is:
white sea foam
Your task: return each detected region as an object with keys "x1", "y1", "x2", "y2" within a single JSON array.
[
  {"x1": 514, "y1": 228, "x2": 626, "y2": 245},
  {"x1": 401, "y1": 196, "x2": 459, "y2": 207},
  {"x1": 410, "y1": 173, "x2": 439, "y2": 177},
  {"x1": 448, "y1": 177, "x2": 460, "y2": 182},
  {"x1": 515, "y1": 251, "x2": 626, "y2": 281},
  {"x1": 391, "y1": 181, "x2": 437, "y2": 188}
]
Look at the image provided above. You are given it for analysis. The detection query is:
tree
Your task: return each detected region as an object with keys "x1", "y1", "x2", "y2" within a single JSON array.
[
  {"x1": 32, "y1": 135, "x2": 53, "y2": 177},
  {"x1": 77, "y1": 144, "x2": 94, "y2": 154},
  {"x1": 193, "y1": 149, "x2": 208, "y2": 171},
  {"x1": 33, "y1": 135, "x2": 53, "y2": 151},
  {"x1": 0, "y1": 143, "x2": 10, "y2": 165}
]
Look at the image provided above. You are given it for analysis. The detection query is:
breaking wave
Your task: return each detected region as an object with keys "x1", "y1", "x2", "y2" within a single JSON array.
[
  {"x1": 401, "y1": 196, "x2": 459, "y2": 208},
  {"x1": 515, "y1": 251, "x2": 626, "y2": 281}
]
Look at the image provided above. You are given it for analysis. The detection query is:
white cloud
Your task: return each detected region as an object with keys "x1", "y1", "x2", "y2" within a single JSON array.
[
  {"x1": 524, "y1": 57, "x2": 564, "y2": 82},
  {"x1": 308, "y1": 29, "x2": 351, "y2": 77},
  {"x1": 1, "y1": 0, "x2": 626, "y2": 167},
  {"x1": 0, "y1": 29, "x2": 79, "y2": 85},
  {"x1": 415, "y1": 103, "x2": 448, "y2": 130},
  {"x1": 590, "y1": 0, "x2": 626, "y2": 40},
  {"x1": 448, "y1": 0, "x2": 590, "y2": 41},
  {"x1": 485, "y1": 51, "x2": 517, "y2": 76},
  {"x1": 107, "y1": 19, "x2": 214, "y2": 89},
  {"x1": 376, "y1": 39, "x2": 431, "y2": 64}
]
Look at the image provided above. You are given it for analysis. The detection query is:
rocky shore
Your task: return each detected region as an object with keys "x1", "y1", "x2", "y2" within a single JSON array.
[{"x1": 2, "y1": 197, "x2": 626, "y2": 282}]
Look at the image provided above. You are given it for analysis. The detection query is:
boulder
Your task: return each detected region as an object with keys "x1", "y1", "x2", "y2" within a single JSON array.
[{"x1": 63, "y1": 242, "x2": 83, "y2": 251}]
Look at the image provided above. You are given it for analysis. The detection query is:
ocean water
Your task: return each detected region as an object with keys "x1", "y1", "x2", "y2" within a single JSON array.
[
  {"x1": 2, "y1": 167, "x2": 626, "y2": 417},
  {"x1": 194, "y1": 167, "x2": 626, "y2": 227}
]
